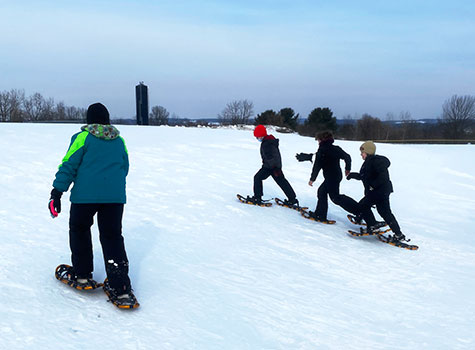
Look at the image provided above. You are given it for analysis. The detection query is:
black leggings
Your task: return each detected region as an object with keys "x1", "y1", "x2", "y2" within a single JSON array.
[
  {"x1": 315, "y1": 179, "x2": 359, "y2": 219},
  {"x1": 254, "y1": 167, "x2": 296, "y2": 200},
  {"x1": 359, "y1": 192, "x2": 402, "y2": 234}
]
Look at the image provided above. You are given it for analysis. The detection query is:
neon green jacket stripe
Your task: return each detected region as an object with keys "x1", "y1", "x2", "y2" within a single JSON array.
[
  {"x1": 59, "y1": 131, "x2": 88, "y2": 168},
  {"x1": 53, "y1": 128, "x2": 129, "y2": 204},
  {"x1": 120, "y1": 136, "x2": 128, "y2": 154}
]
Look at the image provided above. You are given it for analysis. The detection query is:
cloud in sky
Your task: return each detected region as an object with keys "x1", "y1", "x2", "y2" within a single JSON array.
[{"x1": 1, "y1": 0, "x2": 474, "y2": 119}]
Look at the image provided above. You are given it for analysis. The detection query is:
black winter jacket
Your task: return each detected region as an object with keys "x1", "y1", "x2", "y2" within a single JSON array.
[
  {"x1": 310, "y1": 140, "x2": 351, "y2": 182},
  {"x1": 260, "y1": 135, "x2": 282, "y2": 169},
  {"x1": 350, "y1": 154, "x2": 393, "y2": 195}
]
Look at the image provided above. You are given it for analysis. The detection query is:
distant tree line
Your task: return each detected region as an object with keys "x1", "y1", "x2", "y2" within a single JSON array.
[
  {"x1": 0, "y1": 89, "x2": 86, "y2": 122},
  {"x1": 215, "y1": 95, "x2": 475, "y2": 141},
  {"x1": 2, "y1": 89, "x2": 474, "y2": 141},
  {"x1": 311, "y1": 95, "x2": 475, "y2": 141},
  {"x1": 334, "y1": 113, "x2": 445, "y2": 141}
]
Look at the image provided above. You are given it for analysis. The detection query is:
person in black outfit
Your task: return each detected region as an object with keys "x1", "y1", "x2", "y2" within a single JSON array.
[
  {"x1": 250, "y1": 125, "x2": 298, "y2": 206},
  {"x1": 347, "y1": 141, "x2": 406, "y2": 242},
  {"x1": 297, "y1": 131, "x2": 359, "y2": 221}
]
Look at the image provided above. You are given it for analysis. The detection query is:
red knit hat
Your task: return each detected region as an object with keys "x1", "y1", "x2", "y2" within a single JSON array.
[{"x1": 253, "y1": 125, "x2": 267, "y2": 138}]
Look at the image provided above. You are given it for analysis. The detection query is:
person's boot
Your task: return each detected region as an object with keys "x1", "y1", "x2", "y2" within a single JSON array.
[
  {"x1": 372, "y1": 220, "x2": 387, "y2": 229},
  {"x1": 103, "y1": 278, "x2": 139, "y2": 309},
  {"x1": 55, "y1": 264, "x2": 101, "y2": 290},
  {"x1": 103, "y1": 260, "x2": 139, "y2": 308},
  {"x1": 283, "y1": 198, "x2": 299, "y2": 208},
  {"x1": 246, "y1": 195, "x2": 262, "y2": 205},
  {"x1": 390, "y1": 232, "x2": 407, "y2": 242},
  {"x1": 347, "y1": 214, "x2": 363, "y2": 225}
]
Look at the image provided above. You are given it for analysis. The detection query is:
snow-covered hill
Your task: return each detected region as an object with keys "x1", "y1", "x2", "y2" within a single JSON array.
[{"x1": 1, "y1": 123, "x2": 474, "y2": 350}]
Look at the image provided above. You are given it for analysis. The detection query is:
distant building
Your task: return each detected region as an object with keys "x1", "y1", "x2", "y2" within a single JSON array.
[{"x1": 135, "y1": 82, "x2": 149, "y2": 125}]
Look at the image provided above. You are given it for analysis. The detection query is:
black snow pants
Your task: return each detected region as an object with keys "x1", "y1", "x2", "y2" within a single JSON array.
[
  {"x1": 315, "y1": 179, "x2": 359, "y2": 220},
  {"x1": 254, "y1": 167, "x2": 296, "y2": 201},
  {"x1": 359, "y1": 191, "x2": 402, "y2": 235},
  {"x1": 69, "y1": 203, "x2": 131, "y2": 293}
]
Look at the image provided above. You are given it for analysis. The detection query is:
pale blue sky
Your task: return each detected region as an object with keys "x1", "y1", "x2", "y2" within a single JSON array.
[{"x1": 1, "y1": 0, "x2": 474, "y2": 119}]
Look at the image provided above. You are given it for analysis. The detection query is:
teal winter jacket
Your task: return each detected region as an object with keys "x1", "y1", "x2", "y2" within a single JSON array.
[{"x1": 53, "y1": 124, "x2": 129, "y2": 203}]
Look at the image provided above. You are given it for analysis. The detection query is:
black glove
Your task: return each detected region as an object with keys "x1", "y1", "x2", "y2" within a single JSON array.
[
  {"x1": 49, "y1": 188, "x2": 62, "y2": 218},
  {"x1": 346, "y1": 172, "x2": 359, "y2": 180},
  {"x1": 295, "y1": 153, "x2": 313, "y2": 162}
]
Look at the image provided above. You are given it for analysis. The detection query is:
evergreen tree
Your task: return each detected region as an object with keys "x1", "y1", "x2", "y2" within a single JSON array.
[
  {"x1": 301, "y1": 107, "x2": 337, "y2": 136},
  {"x1": 279, "y1": 107, "x2": 299, "y2": 130},
  {"x1": 254, "y1": 109, "x2": 281, "y2": 126}
]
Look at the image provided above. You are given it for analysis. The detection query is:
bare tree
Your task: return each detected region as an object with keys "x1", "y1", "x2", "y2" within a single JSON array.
[
  {"x1": 55, "y1": 102, "x2": 67, "y2": 121},
  {"x1": 0, "y1": 91, "x2": 9, "y2": 121},
  {"x1": 42, "y1": 97, "x2": 55, "y2": 121},
  {"x1": 399, "y1": 111, "x2": 415, "y2": 140},
  {"x1": 66, "y1": 106, "x2": 86, "y2": 121},
  {"x1": 441, "y1": 95, "x2": 475, "y2": 139},
  {"x1": 0, "y1": 89, "x2": 86, "y2": 122},
  {"x1": 149, "y1": 105, "x2": 170, "y2": 125},
  {"x1": 23, "y1": 92, "x2": 46, "y2": 121},
  {"x1": 2, "y1": 89, "x2": 25, "y2": 122},
  {"x1": 218, "y1": 99, "x2": 254, "y2": 125},
  {"x1": 22, "y1": 92, "x2": 56, "y2": 121}
]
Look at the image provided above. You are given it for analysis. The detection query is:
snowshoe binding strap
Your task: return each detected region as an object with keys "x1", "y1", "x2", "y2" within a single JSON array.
[
  {"x1": 275, "y1": 198, "x2": 308, "y2": 211},
  {"x1": 347, "y1": 214, "x2": 364, "y2": 226},
  {"x1": 301, "y1": 209, "x2": 336, "y2": 224},
  {"x1": 236, "y1": 194, "x2": 272, "y2": 207},
  {"x1": 348, "y1": 226, "x2": 391, "y2": 237},
  {"x1": 103, "y1": 278, "x2": 140, "y2": 309},
  {"x1": 55, "y1": 264, "x2": 103, "y2": 290}
]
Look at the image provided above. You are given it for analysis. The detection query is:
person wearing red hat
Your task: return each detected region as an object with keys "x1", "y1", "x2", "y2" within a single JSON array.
[{"x1": 247, "y1": 125, "x2": 298, "y2": 206}]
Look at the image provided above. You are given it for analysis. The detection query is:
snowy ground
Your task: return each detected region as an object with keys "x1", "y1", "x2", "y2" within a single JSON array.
[{"x1": 0, "y1": 123, "x2": 474, "y2": 350}]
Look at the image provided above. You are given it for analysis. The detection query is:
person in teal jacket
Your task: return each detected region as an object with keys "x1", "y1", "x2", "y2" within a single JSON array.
[{"x1": 49, "y1": 103, "x2": 138, "y2": 308}]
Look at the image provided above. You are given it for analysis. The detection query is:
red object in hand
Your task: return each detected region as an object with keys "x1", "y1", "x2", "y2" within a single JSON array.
[{"x1": 49, "y1": 199, "x2": 59, "y2": 218}]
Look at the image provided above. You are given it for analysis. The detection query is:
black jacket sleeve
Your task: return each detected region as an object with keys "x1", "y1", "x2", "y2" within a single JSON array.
[
  {"x1": 310, "y1": 151, "x2": 323, "y2": 181},
  {"x1": 347, "y1": 172, "x2": 361, "y2": 180},
  {"x1": 370, "y1": 156, "x2": 391, "y2": 190},
  {"x1": 337, "y1": 146, "x2": 351, "y2": 171}
]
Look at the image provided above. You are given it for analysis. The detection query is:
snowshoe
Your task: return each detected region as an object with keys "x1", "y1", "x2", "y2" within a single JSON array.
[
  {"x1": 347, "y1": 214, "x2": 387, "y2": 228},
  {"x1": 237, "y1": 194, "x2": 272, "y2": 207},
  {"x1": 275, "y1": 197, "x2": 308, "y2": 211},
  {"x1": 55, "y1": 264, "x2": 103, "y2": 290},
  {"x1": 347, "y1": 214, "x2": 363, "y2": 225},
  {"x1": 348, "y1": 226, "x2": 392, "y2": 237},
  {"x1": 371, "y1": 221, "x2": 388, "y2": 230},
  {"x1": 103, "y1": 278, "x2": 140, "y2": 309},
  {"x1": 301, "y1": 209, "x2": 336, "y2": 224},
  {"x1": 378, "y1": 234, "x2": 419, "y2": 250}
]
